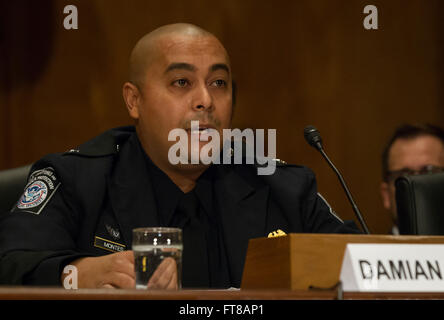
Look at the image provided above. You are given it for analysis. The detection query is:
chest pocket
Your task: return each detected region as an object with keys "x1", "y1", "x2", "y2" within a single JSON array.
[{"x1": 93, "y1": 210, "x2": 126, "y2": 253}]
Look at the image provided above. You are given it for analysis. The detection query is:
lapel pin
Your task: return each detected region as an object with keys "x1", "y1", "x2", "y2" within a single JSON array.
[
  {"x1": 267, "y1": 229, "x2": 287, "y2": 238},
  {"x1": 106, "y1": 224, "x2": 121, "y2": 240}
]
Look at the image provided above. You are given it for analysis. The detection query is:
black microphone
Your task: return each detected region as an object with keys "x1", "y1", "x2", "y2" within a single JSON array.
[{"x1": 304, "y1": 125, "x2": 370, "y2": 234}]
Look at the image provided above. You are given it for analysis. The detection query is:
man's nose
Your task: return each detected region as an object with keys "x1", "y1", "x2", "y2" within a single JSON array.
[{"x1": 192, "y1": 83, "x2": 213, "y2": 111}]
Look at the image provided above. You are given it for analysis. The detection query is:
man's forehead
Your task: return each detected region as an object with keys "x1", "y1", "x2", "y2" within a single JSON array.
[
  {"x1": 154, "y1": 35, "x2": 230, "y2": 69},
  {"x1": 388, "y1": 135, "x2": 444, "y2": 169}
]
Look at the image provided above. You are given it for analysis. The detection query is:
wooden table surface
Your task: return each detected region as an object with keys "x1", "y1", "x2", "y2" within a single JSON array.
[{"x1": 0, "y1": 287, "x2": 443, "y2": 300}]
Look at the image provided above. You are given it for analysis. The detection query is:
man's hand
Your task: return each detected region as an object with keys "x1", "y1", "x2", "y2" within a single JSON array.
[
  {"x1": 63, "y1": 251, "x2": 135, "y2": 288},
  {"x1": 62, "y1": 251, "x2": 178, "y2": 289},
  {"x1": 147, "y1": 257, "x2": 178, "y2": 290}
]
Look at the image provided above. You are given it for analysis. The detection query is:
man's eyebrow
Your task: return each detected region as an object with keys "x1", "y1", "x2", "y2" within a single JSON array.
[
  {"x1": 164, "y1": 63, "x2": 196, "y2": 73},
  {"x1": 210, "y1": 63, "x2": 230, "y2": 74}
]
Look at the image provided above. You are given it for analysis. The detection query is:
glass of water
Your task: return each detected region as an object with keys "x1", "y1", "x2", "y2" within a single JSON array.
[{"x1": 132, "y1": 227, "x2": 182, "y2": 289}]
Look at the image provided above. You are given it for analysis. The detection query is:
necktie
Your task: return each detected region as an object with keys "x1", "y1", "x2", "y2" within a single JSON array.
[{"x1": 175, "y1": 191, "x2": 209, "y2": 288}]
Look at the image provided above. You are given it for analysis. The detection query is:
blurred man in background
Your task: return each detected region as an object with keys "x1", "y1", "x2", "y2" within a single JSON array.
[{"x1": 380, "y1": 124, "x2": 444, "y2": 234}]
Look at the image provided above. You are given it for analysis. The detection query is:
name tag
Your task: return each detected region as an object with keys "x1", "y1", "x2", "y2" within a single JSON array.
[
  {"x1": 339, "y1": 244, "x2": 444, "y2": 292},
  {"x1": 94, "y1": 236, "x2": 126, "y2": 253}
]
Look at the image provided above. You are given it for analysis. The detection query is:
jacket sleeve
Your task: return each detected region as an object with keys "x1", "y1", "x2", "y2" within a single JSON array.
[
  {"x1": 0, "y1": 158, "x2": 91, "y2": 286},
  {"x1": 301, "y1": 167, "x2": 362, "y2": 234}
]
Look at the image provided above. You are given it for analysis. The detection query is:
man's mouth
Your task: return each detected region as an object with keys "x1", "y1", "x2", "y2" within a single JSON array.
[
  {"x1": 189, "y1": 127, "x2": 213, "y2": 134},
  {"x1": 186, "y1": 124, "x2": 217, "y2": 139}
]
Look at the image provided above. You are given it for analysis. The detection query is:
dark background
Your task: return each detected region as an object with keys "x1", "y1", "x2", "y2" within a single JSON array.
[{"x1": 1, "y1": 0, "x2": 443, "y2": 234}]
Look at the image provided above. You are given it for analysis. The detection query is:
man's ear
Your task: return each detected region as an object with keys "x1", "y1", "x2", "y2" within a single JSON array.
[
  {"x1": 122, "y1": 82, "x2": 141, "y2": 120},
  {"x1": 380, "y1": 181, "x2": 391, "y2": 210}
]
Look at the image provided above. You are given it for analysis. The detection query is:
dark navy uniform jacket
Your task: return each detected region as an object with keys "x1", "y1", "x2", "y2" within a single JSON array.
[{"x1": 0, "y1": 126, "x2": 360, "y2": 287}]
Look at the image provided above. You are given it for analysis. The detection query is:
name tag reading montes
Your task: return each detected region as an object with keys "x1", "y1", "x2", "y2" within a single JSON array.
[{"x1": 339, "y1": 244, "x2": 444, "y2": 292}]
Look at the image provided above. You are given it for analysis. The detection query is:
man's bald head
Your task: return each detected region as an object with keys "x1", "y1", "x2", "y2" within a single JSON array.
[
  {"x1": 122, "y1": 23, "x2": 234, "y2": 185},
  {"x1": 128, "y1": 23, "x2": 228, "y2": 88}
]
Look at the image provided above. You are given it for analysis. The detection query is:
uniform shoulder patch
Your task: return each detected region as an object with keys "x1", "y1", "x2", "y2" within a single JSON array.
[{"x1": 12, "y1": 167, "x2": 61, "y2": 215}]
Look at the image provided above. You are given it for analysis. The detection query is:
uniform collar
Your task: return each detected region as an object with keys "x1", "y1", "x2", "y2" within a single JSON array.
[
  {"x1": 107, "y1": 132, "x2": 220, "y2": 245},
  {"x1": 144, "y1": 149, "x2": 218, "y2": 226}
]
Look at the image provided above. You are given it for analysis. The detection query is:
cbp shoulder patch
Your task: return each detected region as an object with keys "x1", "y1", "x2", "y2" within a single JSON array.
[{"x1": 12, "y1": 167, "x2": 61, "y2": 215}]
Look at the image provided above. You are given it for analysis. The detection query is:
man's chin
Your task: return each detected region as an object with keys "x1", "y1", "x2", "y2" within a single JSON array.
[{"x1": 169, "y1": 162, "x2": 211, "y2": 174}]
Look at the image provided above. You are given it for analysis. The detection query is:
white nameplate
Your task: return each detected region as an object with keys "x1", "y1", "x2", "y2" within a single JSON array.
[{"x1": 339, "y1": 244, "x2": 444, "y2": 292}]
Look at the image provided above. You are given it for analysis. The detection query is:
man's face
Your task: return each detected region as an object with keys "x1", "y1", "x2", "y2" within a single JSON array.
[
  {"x1": 380, "y1": 135, "x2": 444, "y2": 221},
  {"x1": 132, "y1": 34, "x2": 233, "y2": 171}
]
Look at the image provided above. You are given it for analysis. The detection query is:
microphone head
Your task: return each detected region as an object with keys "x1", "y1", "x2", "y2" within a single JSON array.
[{"x1": 304, "y1": 125, "x2": 323, "y2": 150}]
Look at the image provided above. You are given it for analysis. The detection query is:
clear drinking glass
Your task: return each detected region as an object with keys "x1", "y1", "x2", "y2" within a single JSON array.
[{"x1": 132, "y1": 227, "x2": 183, "y2": 289}]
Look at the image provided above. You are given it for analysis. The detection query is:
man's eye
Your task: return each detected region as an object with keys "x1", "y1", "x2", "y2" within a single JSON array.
[
  {"x1": 173, "y1": 79, "x2": 189, "y2": 87},
  {"x1": 211, "y1": 79, "x2": 227, "y2": 88}
]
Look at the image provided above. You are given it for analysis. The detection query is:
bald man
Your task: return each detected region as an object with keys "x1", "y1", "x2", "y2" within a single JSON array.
[{"x1": 0, "y1": 24, "x2": 359, "y2": 289}]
